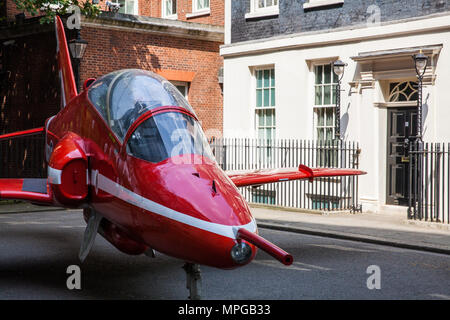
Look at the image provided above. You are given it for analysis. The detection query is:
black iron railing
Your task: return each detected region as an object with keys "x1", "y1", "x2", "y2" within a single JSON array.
[
  {"x1": 0, "y1": 131, "x2": 46, "y2": 178},
  {"x1": 408, "y1": 141, "x2": 450, "y2": 224},
  {"x1": 209, "y1": 138, "x2": 361, "y2": 212}
]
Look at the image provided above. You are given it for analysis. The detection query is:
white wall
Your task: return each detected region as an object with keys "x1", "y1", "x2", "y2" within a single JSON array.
[{"x1": 222, "y1": 17, "x2": 450, "y2": 211}]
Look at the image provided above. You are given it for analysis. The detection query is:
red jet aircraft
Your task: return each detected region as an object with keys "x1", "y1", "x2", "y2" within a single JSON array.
[{"x1": 0, "y1": 16, "x2": 365, "y2": 299}]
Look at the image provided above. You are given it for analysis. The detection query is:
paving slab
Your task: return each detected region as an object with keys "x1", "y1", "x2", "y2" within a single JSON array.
[{"x1": 250, "y1": 205, "x2": 450, "y2": 255}]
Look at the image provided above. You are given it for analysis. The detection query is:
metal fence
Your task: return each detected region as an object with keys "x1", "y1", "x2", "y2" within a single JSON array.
[
  {"x1": 0, "y1": 132, "x2": 46, "y2": 178},
  {"x1": 210, "y1": 138, "x2": 361, "y2": 212},
  {"x1": 408, "y1": 141, "x2": 450, "y2": 224}
]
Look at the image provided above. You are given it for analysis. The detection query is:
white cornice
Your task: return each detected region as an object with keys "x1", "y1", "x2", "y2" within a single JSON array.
[{"x1": 220, "y1": 13, "x2": 450, "y2": 57}]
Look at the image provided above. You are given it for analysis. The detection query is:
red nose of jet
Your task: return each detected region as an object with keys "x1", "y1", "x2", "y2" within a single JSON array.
[{"x1": 127, "y1": 154, "x2": 257, "y2": 268}]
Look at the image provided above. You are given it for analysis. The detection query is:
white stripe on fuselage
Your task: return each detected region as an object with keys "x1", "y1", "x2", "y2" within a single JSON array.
[
  {"x1": 95, "y1": 172, "x2": 257, "y2": 240},
  {"x1": 48, "y1": 166, "x2": 256, "y2": 239},
  {"x1": 48, "y1": 166, "x2": 62, "y2": 185}
]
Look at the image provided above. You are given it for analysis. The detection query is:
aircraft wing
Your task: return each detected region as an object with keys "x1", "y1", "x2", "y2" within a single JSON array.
[
  {"x1": 0, "y1": 178, "x2": 53, "y2": 205},
  {"x1": 226, "y1": 165, "x2": 366, "y2": 187}
]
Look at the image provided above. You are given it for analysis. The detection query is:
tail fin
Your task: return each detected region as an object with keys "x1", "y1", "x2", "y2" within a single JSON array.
[{"x1": 55, "y1": 16, "x2": 78, "y2": 107}]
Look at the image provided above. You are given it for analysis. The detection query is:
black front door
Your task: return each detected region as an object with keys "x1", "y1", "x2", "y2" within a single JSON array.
[{"x1": 387, "y1": 108, "x2": 417, "y2": 206}]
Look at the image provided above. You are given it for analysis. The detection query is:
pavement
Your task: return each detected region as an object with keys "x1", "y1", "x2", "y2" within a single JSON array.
[
  {"x1": 250, "y1": 204, "x2": 450, "y2": 255},
  {"x1": 0, "y1": 201, "x2": 449, "y2": 255}
]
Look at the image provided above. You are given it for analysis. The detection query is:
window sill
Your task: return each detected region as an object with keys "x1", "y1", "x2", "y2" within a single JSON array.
[
  {"x1": 303, "y1": 0, "x2": 344, "y2": 10},
  {"x1": 245, "y1": 8, "x2": 279, "y2": 20},
  {"x1": 186, "y1": 9, "x2": 210, "y2": 19}
]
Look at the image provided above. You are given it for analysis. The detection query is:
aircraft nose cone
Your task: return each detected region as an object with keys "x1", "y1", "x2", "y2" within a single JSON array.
[
  {"x1": 128, "y1": 155, "x2": 256, "y2": 268},
  {"x1": 158, "y1": 158, "x2": 253, "y2": 227}
]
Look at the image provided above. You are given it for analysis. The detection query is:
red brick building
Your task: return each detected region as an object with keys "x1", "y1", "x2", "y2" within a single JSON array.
[{"x1": 1, "y1": 0, "x2": 224, "y2": 135}]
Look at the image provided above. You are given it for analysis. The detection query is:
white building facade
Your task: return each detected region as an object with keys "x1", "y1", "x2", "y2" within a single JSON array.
[{"x1": 221, "y1": 0, "x2": 450, "y2": 213}]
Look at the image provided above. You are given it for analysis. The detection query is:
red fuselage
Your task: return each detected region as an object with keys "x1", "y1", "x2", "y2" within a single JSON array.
[{"x1": 46, "y1": 89, "x2": 257, "y2": 269}]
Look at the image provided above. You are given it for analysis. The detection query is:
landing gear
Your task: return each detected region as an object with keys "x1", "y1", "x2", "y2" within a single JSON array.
[
  {"x1": 183, "y1": 263, "x2": 202, "y2": 300},
  {"x1": 79, "y1": 208, "x2": 103, "y2": 262}
]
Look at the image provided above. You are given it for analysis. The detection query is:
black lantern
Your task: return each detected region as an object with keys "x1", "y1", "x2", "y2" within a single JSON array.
[
  {"x1": 333, "y1": 59, "x2": 346, "y2": 80},
  {"x1": 69, "y1": 30, "x2": 88, "y2": 91},
  {"x1": 412, "y1": 52, "x2": 428, "y2": 142},
  {"x1": 413, "y1": 52, "x2": 428, "y2": 78},
  {"x1": 333, "y1": 59, "x2": 347, "y2": 140}
]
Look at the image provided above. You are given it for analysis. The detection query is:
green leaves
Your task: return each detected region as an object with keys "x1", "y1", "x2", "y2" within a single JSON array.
[{"x1": 11, "y1": 0, "x2": 100, "y2": 24}]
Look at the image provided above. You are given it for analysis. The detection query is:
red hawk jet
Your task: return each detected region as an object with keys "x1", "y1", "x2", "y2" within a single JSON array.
[{"x1": 0, "y1": 16, "x2": 365, "y2": 299}]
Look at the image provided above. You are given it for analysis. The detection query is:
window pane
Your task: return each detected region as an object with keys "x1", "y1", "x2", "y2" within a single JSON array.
[
  {"x1": 326, "y1": 128, "x2": 333, "y2": 141},
  {"x1": 264, "y1": 89, "x2": 270, "y2": 107},
  {"x1": 126, "y1": 0, "x2": 136, "y2": 14},
  {"x1": 173, "y1": 0, "x2": 177, "y2": 14},
  {"x1": 256, "y1": 71, "x2": 262, "y2": 88},
  {"x1": 267, "y1": 0, "x2": 273, "y2": 7},
  {"x1": 258, "y1": 111, "x2": 264, "y2": 126},
  {"x1": 118, "y1": 0, "x2": 125, "y2": 13},
  {"x1": 332, "y1": 84, "x2": 337, "y2": 104},
  {"x1": 258, "y1": 0, "x2": 265, "y2": 9},
  {"x1": 315, "y1": 65, "x2": 322, "y2": 84},
  {"x1": 266, "y1": 128, "x2": 272, "y2": 140},
  {"x1": 317, "y1": 128, "x2": 324, "y2": 141},
  {"x1": 317, "y1": 109, "x2": 324, "y2": 126},
  {"x1": 324, "y1": 64, "x2": 331, "y2": 84},
  {"x1": 175, "y1": 85, "x2": 187, "y2": 97},
  {"x1": 266, "y1": 109, "x2": 273, "y2": 126},
  {"x1": 315, "y1": 86, "x2": 322, "y2": 105},
  {"x1": 256, "y1": 89, "x2": 262, "y2": 107},
  {"x1": 258, "y1": 128, "x2": 264, "y2": 139},
  {"x1": 326, "y1": 108, "x2": 334, "y2": 126},
  {"x1": 270, "y1": 69, "x2": 275, "y2": 86},
  {"x1": 270, "y1": 88, "x2": 275, "y2": 106},
  {"x1": 324, "y1": 85, "x2": 331, "y2": 105},
  {"x1": 263, "y1": 70, "x2": 270, "y2": 87}
]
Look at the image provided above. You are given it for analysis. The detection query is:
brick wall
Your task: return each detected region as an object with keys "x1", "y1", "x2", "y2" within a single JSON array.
[
  {"x1": 231, "y1": 0, "x2": 450, "y2": 43},
  {"x1": 6, "y1": 0, "x2": 25, "y2": 21},
  {"x1": 139, "y1": 0, "x2": 223, "y2": 26},
  {"x1": 80, "y1": 26, "x2": 223, "y2": 135}
]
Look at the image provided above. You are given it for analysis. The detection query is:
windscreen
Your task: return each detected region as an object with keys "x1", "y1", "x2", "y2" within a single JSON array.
[{"x1": 127, "y1": 112, "x2": 215, "y2": 164}]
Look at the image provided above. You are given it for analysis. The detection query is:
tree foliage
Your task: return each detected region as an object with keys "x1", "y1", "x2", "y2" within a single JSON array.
[{"x1": 12, "y1": 0, "x2": 100, "y2": 24}]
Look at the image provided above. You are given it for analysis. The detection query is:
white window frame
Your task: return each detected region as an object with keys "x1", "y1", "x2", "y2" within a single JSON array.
[
  {"x1": 161, "y1": 0, "x2": 177, "y2": 19},
  {"x1": 246, "y1": 0, "x2": 279, "y2": 20},
  {"x1": 253, "y1": 66, "x2": 276, "y2": 141},
  {"x1": 114, "y1": 0, "x2": 139, "y2": 15},
  {"x1": 303, "y1": 0, "x2": 344, "y2": 10},
  {"x1": 170, "y1": 81, "x2": 189, "y2": 101},
  {"x1": 313, "y1": 63, "x2": 338, "y2": 141},
  {"x1": 189, "y1": 0, "x2": 210, "y2": 17}
]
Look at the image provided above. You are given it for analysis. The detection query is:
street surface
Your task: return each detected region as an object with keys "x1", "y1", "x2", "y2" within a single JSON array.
[{"x1": 0, "y1": 210, "x2": 449, "y2": 299}]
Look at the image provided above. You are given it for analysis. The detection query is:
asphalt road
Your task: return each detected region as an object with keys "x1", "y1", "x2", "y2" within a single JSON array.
[{"x1": 0, "y1": 210, "x2": 449, "y2": 300}]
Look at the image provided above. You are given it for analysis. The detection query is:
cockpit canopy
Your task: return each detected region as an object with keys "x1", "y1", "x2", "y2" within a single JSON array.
[
  {"x1": 87, "y1": 69, "x2": 214, "y2": 164},
  {"x1": 88, "y1": 69, "x2": 197, "y2": 141}
]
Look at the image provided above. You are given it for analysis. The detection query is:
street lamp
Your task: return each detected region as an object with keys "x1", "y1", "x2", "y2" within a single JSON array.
[
  {"x1": 412, "y1": 52, "x2": 428, "y2": 142},
  {"x1": 333, "y1": 59, "x2": 347, "y2": 140},
  {"x1": 69, "y1": 29, "x2": 88, "y2": 92}
]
